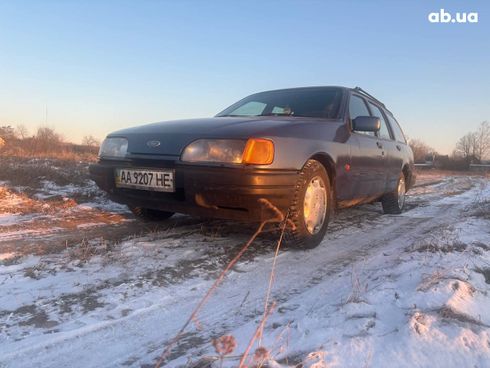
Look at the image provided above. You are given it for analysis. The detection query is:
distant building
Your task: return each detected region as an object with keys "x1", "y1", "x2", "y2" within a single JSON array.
[
  {"x1": 424, "y1": 153, "x2": 435, "y2": 166},
  {"x1": 470, "y1": 162, "x2": 490, "y2": 172}
]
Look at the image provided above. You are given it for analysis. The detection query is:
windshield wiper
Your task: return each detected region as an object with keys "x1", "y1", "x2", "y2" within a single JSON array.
[
  {"x1": 257, "y1": 113, "x2": 294, "y2": 117},
  {"x1": 218, "y1": 114, "x2": 251, "y2": 117},
  {"x1": 219, "y1": 113, "x2": 294, "y2": 117}
]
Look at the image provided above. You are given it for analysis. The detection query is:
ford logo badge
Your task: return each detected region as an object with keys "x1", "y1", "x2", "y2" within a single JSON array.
[{"x1": 147, "y1": 140, "x2": 161, "y2": 148}]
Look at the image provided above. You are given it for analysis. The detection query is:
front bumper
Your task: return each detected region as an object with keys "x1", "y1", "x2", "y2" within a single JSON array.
[{"x1": 89, "y1": 160, "x2": 299, "y2": 221}]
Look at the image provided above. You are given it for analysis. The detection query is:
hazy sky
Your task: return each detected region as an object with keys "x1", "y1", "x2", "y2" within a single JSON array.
[{"x1": 1, "y1": 0, "x2": 489, "y2": 154}]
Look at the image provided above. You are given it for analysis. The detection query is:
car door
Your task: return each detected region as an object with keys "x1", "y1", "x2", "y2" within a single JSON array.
[
  {"x1": 348, "y1": 94, "x2": 387, "y2": 198},
  {"x1": 367, "y1": 102, "x2": 401, "y2": 193},
  {"x1": 385, "y1": 112, "x2": 410, "y2": 191}
]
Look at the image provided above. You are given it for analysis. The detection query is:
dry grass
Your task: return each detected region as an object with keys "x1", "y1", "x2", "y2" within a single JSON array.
[
  {"x1": 0, "y1": 132, "x2": 98, "y2": 162},
  {"x1": 471, "y1": 199, "x2": 490, "y2": 220},
  {"x1": 410, "y1": 227, "x2": 468, "y2": 254},
  {"x1": 344, "y1": 264, "x2": 368, "y2": 304},
  {"x1": 1, "y1": 149, "x2": 97, "y2": 162},
  {"x1": 437, "y1": 305, "x2": 489, "y2": 328},
  {"x1": 465, "y1": 187, "x2": 490, "y2": 220},
  {"x1": 154, "y1": 199, "x2": 292, "y2": 368},
  {"x1": 148, "y1": 199, "x2": 339, "y2": 367},
  {"x1": 0, "y1": 157, "x2": 89, "y2": 188},
  {"x1": 417, "y1": 270, "x2": 475, "y2": 293},
  {"x1": 68, "y1": 238, "x2": 113, "y2": 263},
  {"x1": 238, "y1": 302, "x2": 276, "y2": 367}
]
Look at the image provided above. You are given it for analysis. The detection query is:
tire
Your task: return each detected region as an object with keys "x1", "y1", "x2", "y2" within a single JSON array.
[
  {"x1": 381, "y1": 173, "x2": 406, "y2": 214},
  {"x1": 287, "y1": 159, "x2": 332, "y2": 249},
  {"x1": 129, "y1": 206, "x2": 174, "y2": 222}
]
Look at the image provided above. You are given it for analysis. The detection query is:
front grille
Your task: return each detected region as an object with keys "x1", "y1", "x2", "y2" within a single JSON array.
[{"x1": 126, "y1": 158, "x2": 178, "y2": 168}]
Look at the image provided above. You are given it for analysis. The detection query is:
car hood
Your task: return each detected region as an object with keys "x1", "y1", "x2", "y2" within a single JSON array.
[{"x1": 109, "y1": 117, "x2": 340, "y2": 156}]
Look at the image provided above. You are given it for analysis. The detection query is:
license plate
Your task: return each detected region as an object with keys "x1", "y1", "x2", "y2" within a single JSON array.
[{"x1": 114, "y1": 168, "x2": 175, "y2": 192}]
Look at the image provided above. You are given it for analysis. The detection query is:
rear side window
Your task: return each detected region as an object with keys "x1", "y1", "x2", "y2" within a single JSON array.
[
  {"x1": 368, "y1": 102, "x2": 392, "y2": 140},
  {"x1": 386, "y1": 114, "x2": 407, "y2": 143},
  {"x1": 349, "y1": 95, "x2": 374, "y2": 136}
]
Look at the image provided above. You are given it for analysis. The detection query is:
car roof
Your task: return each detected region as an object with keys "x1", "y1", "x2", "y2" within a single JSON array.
[
  {"x1": 254, "y1": 86, "x2": 349, "y2": 94},
  {"x1": 348, "y1": 86, "x2": 395, "y2": 117}
]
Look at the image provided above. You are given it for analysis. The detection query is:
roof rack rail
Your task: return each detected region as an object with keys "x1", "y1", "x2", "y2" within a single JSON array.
[{"x1": 353, "y1": 87, "x2": 385, "y2": 108}]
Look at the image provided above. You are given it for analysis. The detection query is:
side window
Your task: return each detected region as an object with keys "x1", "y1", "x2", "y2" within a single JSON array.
[
  {"x1": 349, "y1": 95, "x2": 374, "y2": 136},
  {"x1": 386, "y1": 114, "x2": 407, "y2": 143},
  {"x1": 271, "y1": 105, "x2": 292, "y2": 115},
  {"x1": 368, "y1": 102, "x2": 392, "y2": 140}
]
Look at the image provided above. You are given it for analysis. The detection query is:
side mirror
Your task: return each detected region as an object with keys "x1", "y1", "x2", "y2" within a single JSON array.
[{"x1": 353, "y1": 116, "x2": 381, "y2": 132}]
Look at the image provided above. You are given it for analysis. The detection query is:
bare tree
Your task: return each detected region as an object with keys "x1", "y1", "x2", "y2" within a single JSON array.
[
  {"x1": 475, "y1": 121, "x2": 490, "y2": 161},
  {"x1": 82, "y1": 135, "x2": 100, "y2": 147},
  {"x1": 33, "y1": 127, "x2": 63, "y2": 152},
  {"x1": 0, "y1": 126, "x2": 16, "y2": 140},
  {"x1": 16, "y1": 124, "x2": 29, "y2": 139},
  {"x1": 454, "y1": 121, "x2": 490, "y2": 162},
  {"x1": 408, "y1": 138, "x2": 434, "y2": 163},
  {"x1": 455, "y1": 132, "x2": 477, "y2": 162}
]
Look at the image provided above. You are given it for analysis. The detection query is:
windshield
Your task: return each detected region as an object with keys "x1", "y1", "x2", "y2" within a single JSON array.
[{"x1": 217, "y1": 87, "x2": 343, "y2": 119}]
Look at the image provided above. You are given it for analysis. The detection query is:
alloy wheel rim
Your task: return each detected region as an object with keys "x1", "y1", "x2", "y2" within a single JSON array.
[
  {"x1": 303, "y1": 176, "x2": 327, "y2": 235},
  {"x1": 398, "y1": 176, "x2": 406, "y2": 209}
]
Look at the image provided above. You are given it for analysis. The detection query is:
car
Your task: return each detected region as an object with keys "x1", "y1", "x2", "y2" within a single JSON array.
[{"x1": 89, "y1": 86, "x2": 415, "y2": 249}]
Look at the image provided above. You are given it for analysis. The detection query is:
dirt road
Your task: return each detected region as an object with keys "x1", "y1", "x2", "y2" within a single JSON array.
[{"x1": 1, "y1": 161, "x2": 489, "y2": 367}]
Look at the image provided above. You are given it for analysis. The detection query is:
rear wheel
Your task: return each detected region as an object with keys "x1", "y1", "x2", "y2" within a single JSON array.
[
  {"x1": 129, "y1": 207, "x2": 174, "y2": 222},
  {"x1": 287, "y1": 159, "x2": 332, "y2": 249},
  {"x1": 381, "y1": 173, "x2": 406, "y2": 214}
]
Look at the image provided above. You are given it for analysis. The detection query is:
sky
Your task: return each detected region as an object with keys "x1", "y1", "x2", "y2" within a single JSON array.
[{"x1": 1, "y1": 0, "x2": 489, "y2": 154}]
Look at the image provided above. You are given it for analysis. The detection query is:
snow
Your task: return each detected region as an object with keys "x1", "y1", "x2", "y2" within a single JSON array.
[
  {"x1": 0, "y1": 213, "x2": 22, "y2": 226},
  {"x1": 0, "y1": 172, "x2": 489, "y2": 367}
]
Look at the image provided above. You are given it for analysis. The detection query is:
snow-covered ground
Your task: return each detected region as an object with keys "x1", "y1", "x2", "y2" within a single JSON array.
[{"x1": 0, "y1": 164, "x2": 489, "y2": 368}]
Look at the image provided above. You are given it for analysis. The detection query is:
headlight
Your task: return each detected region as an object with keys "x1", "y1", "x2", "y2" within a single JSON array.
[
  {"x1": 181, "y1": 139, "x2": 244, "y2": 163},
  {"x1": 98, "y1": 137, "x2": 128, "y2": 158},
  {"x1": 181, "y1": 138, "x2": 274, "y2": 165}
]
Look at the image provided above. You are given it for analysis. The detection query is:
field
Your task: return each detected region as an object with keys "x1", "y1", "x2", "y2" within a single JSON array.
[{"x1": 1, "y1": 158, "x2": 489, "y2": 367}]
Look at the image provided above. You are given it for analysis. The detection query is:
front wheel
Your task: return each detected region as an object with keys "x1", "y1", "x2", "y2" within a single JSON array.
[
  {"x1": 287, "y1": 159, "x2": 332, "y2": 249},
  {"x1": 129, "y1": 207, "x2": 175, "y2": 222},
  {"x1": 381, "y1": 174, "x2": 406, "y2": 214}
]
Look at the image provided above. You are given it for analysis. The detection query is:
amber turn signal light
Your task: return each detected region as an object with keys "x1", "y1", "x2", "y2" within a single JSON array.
[{"x1": 242, "y1": 138, "x2": 274, "y2": 165}]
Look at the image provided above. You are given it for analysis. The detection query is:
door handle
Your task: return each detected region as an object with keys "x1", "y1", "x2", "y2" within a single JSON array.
[
  {"x1": 396, "y1": 145, "x2": 402, "y2": 151},
  {"x1": 376, "y1": 142, "x2": 383, "y2": 149}
]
